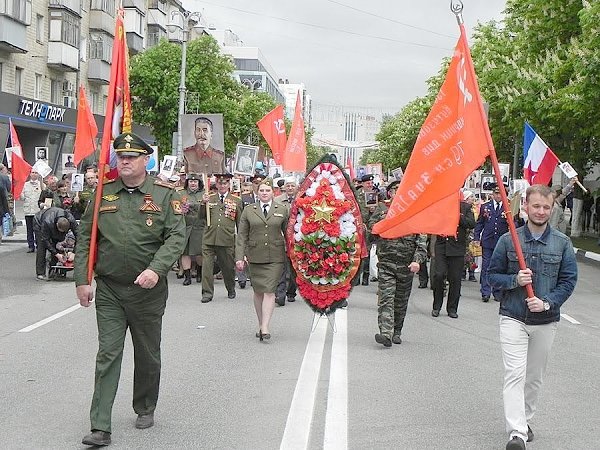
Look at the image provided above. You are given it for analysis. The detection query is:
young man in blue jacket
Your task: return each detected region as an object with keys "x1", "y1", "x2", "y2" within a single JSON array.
[{"x1": 488, "y1": 184, "x2": 577, "y2": 450}]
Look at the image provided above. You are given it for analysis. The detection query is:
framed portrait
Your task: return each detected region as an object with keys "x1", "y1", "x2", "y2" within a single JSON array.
[
  {"x1": 62, "y1": 153, "x2": 76, "y2": 175},
  {"x1": 269, "y1": 165, "x2": 283, "y2": 179},
  {"x1": 365, "y1": 190, "x2": 378, "y2": 207},
  {"x1": 160, "y1": 155, "x2": 177, "y2": 179},
  {"x1": 230, "y1": 177, "x2": 241, "y2": 193},
  {"x1": 35, "y1": 146, "x2": 48, "y2": 161},
  {"x1": 391, "y1": 166, "x2": 404, "y2": 181},
  {"x1": 366, "y1": 163, "x2": 382, "y2": 177},
  {"x1": 180, "y1": 114, "x2": 225, "y2": 154},
  {"x1": 32, "y1": 159, "x2": 52, "y2": 178},
  {"x1": 233, "y1": 144, "x2": 258, "y2": 176},
  {"x1": 71, "y1": 173, "x2": 84, "y2": 192}
]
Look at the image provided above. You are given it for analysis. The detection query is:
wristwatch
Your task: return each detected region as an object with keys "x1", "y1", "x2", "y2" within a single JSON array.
[{"x1": 543, "y1": 301, "x2": 550, "y2": 311}]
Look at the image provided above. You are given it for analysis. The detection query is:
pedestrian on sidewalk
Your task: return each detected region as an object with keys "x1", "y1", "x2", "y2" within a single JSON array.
[{"x1": 488, "y1": 184, "x2": 577, "y2": 450}]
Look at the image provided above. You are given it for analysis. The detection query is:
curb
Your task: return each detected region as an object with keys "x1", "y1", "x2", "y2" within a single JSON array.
[{"x1": 574, "y1": 247, "x2": 600, "y2": 267}]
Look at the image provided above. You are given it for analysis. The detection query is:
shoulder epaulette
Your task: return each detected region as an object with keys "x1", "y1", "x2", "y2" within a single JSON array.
[
  {"x1": 154, "y1": 179, "x2": 176, "y2": 189},
  {"x1": 103, "y1": 178, "x2": 116, "y2": 185},
  {"x1": 175, "y1": 186, "x2": 184, "y2": 192}
]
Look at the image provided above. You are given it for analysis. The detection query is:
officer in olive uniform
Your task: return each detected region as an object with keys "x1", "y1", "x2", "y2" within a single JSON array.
[
  {"x1": 75, "y1": 132, "x2": 186, "y2": 447},
  {"x1": 201, "y1": 173, "x2": 243, "y2": 302},
  {"x1": 180, "y1": 173, "x2": 207, "y2": 285},
  {"x1": 368, "y1": 181, "x2": 427, "y2": 347}
]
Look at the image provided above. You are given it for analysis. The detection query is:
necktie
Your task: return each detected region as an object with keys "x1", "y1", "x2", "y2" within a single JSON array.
[
  {"x1": 220, "y1": 195, "x2": 224, "y2": 203},
  {"x1": 263, "y1": 204, "x2": 268, "y2": 217}
]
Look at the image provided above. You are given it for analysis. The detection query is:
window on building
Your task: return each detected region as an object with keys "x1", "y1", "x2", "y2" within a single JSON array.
[
  {"x1": 91, "y1": 89, "x2": 100, "y2": 114},
  {"x1": 34, "y1": 73, "x2": 42, "y2": 99},
  {"x1": 89, "y1": 32, "x2": 113, "y2": 62},
  {"x1": 36, "y1": 14, "x2": 44, "y2": 43},
  {"x1": 148, "y1": 0, "x2": 167, "y2": 13},
  {"x1": 147, "y1": 24, "x2": 165, "y2": 47},
  {"x1": 90, "y1": 0, "x2": 115, "y2": 17},
  {"x1": 0, "y1": 0, "x2": 31, "y2": 24},
  {"x1": 15, "y1": 67, "x2": 23, "y2": 95},
  {"x1": 235, "y1": 59, "x2": 264, "y2": 72},
  {"x1": 49, "y1": 10, "x2": 80, "y2": 48},
  {"x1": 50, "y1": 79, "x2": 61, "y2": 104}
]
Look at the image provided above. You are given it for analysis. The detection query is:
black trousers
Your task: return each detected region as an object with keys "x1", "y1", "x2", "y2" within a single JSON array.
[
  {"x1": 25, "y1": 215, "x2": 37, "y2": 250},
  {"x1": 432, "y1": 252, "x2": 464, "y2": 313}
]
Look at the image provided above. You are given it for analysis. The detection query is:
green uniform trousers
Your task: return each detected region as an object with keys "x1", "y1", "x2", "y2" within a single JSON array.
[
  {"x1": 377, "y1": 261, "x2": 414, "y2": 339},
  {"x1": 201, "y1": 244, "x2": 235, "y2": 299},
  {"x1": 90, "y1": 277, "x2": 167, "y2": 433}
]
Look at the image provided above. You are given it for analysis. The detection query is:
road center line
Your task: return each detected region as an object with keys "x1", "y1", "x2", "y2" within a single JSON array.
[
  {"x1": 324, "y1": 309, "x2": 348, "y2": 450},
  {"x1": 18, "y1": 304, "x2": 82, "y2": 333},
  {"x1": 561, "y1": 313, "x2": 581, "y2": 325},
  {"x1": 280, "y1": 316, "x2": 328, "y2": 450}
]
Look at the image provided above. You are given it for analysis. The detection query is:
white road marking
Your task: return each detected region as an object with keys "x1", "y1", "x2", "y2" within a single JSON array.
[
  {"x1": 280, "y1": 316, "x2": 328, "y2": 450},
  {"x1": 18, "y1": 304, "x2": 82, "y2": 333},
  {"x1": 561, "y1": 313, "x2": 581, "y2": 325},
  {"x1": 324, "y1": 309, "x2": 348, "y2": 450}
]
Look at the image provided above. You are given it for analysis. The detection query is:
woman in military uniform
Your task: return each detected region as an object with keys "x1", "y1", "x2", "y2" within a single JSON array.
[
  {"x1": 235, "y1": 178, "x2": 289, "y2": 341},
  {"x1": 180, "y1": 173, "x2": 206, "y2": 285}
]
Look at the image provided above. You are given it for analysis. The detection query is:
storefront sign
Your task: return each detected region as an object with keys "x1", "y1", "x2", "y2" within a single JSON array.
[{"x1": 18, "y1": 99, "x2": 66, "y2": 122}]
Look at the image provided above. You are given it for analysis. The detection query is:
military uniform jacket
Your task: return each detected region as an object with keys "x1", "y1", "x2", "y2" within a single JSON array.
[
  {"x1": 368, "y1": 202, "x2": 428, "y2": 264},
  {"x1": 434, "y1": 201, "x2": 476, "y2": 257},
  {"x1": 74, "y1": 176, "x2": 186, "y2": 286},
  {"x1": 203, "y1": 192, "x2": 242, "y2": 247},
  {"x1": 236, "y1": 201, "x2": 289, "y2": 264},
  {"x1": 473, "y1": 200, "x2": 509, "y2": 249},
  {"x1": 183, "y1": 145, "x2": 225, "y2": 175}
]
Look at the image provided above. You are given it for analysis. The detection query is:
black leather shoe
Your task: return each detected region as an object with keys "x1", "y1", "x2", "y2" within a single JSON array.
[
  {"x1": 448, "y1": 311, "x2": 458, "y2": 319},
  {"x1": 418, "y1": 283, "x2": 427, "y2": 289},
  {"x1": 135, "y1": 413, "x2": 154, "y2": 429},
  {"x1": 27, "y1": 248, "x2": 35, "y2": 253},
  {"x1": 227, "y1": 291, "x2": 236, "y2": 299},
  {"x1": 239, "y1": 281, "x2": 246, "y2": 289},
  {"x1": 375, "y1": 333, "x2": 392, "y2": 347},
  {"x1": 468, "y1": 275, "x2": 477, "y2": 282},
  {"x1": 506, "y1": 436, "x2": 526, "y2": 450},
  {"x1": 392, "y1": 334, "x2": 402, "y2": 344},
  {"x1": 527, "y1": 425, "x2": 534, "y2": 442},
  {"x1": 431, "y1": 309, "x2": 440, "y2": 317},
  {"x1": 82, "y1": 430, "x2": 111, "y2": 446},
  {"x1": 275, "y1": 298, "x2": 285, "y2": 306},
  {"x1": 287, "y1": 296, "x2": 296, "y2": 302},
  {"x1": 482, "y1": 296, "x2": 490, "y2": 303},
  {"x1": 201, "y1": 297, "x2": 212, "y2": 303},
  {"x1": 361, "y1": 277, "x2": 369, "y2": 286}
]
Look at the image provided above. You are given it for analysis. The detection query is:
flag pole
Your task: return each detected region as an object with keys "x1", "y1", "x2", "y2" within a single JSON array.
[{"x1": 451, "y1": 0, "x2": 534, "y2": 298}]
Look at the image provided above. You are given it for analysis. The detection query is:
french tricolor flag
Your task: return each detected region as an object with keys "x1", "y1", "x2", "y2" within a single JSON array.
[{"x1": 523, "y1": 123, "x2": 560, "y2": 186}]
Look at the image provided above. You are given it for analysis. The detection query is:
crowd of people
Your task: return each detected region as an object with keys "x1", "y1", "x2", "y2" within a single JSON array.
[{"x1": 1, "y1": 139, "x2": 584, "y2": 449}]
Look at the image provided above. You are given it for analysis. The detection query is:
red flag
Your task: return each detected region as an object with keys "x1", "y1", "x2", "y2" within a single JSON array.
[
  {"x1": 346, "y1": 156, "x2": 356, "y2": 180},
  {"x1": 373, "y1": 29, "x2": 491, "y2": 238},
  {"x1": 87, "y1": 9, "x2": 132, "y2": 282},
  {"x1": 282, "y1": 93, "x2": 306, "y2": 172},
  {"x1": 73, "y1": 86, "x2": 98, "y2": 166},
  {"x1": 257, "y1": 105, "x2": 287, "y2": 165},
  {"x1": 11, "y1": 152, "x2": 32, "y2": 198}
]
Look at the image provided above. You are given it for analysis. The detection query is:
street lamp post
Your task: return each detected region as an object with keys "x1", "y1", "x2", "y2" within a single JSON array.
[{"x1": 167, "y1": 10, "x2": 201, "y2": 163}]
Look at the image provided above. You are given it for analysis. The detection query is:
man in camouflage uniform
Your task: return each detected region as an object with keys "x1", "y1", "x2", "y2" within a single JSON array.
[
  {"x1": 368, "y1": 180, "x2": 428, "y2": 347},
  {"x1": 75, "y1": 132, "x2": 186, "y2": 447},
  {"x1": 201, "y1": 173, "x2": 243, "y2": 302}
]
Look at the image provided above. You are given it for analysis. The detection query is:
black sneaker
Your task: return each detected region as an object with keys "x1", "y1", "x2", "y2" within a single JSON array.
[
  {"x1": 391, "y1": 334, "x2": 402, "y2": 344},
  {"x1": 506, "y1": 436, "x2": 526, "y2": 450},
  {"x1": 375, "y1": 333, "x2": 392, "y2": 347},
  {"x1": 482, "y1": 296, "x2": 490, "y2": 303}
]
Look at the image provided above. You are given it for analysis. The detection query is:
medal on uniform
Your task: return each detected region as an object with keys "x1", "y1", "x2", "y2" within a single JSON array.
[
  {"x1": 146, "y1": 215, "x2": 153, "y2": 227},
  {"x1": 140, "y1": 193, "x2": 161, "y2": 212}
]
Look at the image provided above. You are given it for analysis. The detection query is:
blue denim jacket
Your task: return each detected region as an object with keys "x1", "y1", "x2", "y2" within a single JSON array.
[{"x1": 488, "y1": 224, "x2": 577, "y2": 325}]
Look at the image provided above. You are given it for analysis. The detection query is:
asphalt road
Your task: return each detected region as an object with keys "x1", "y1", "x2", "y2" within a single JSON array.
[{"x1": 0, "y1": 243, "x2": 599, "y2": 450}]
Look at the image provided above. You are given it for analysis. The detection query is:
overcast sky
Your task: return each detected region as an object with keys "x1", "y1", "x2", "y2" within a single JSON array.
[{"x1": 186, "y1": 0, "x2": 506, "y2": 115}]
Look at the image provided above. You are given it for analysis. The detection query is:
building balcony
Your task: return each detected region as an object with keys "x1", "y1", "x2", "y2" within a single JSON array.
[
  {"x1": 126, "y1": 32, "x2": 144, "y2": 55},
  {"x1": 0, "y1": 15, "x2": 27, "y2": 53},
  {"x1": 88, "y1": 59, "x2": 110, "y2": 84},
  {"x1": 89, "y1": 9, "x2": 115, "y2": 35},
  {"x1": 47, "y1": 42, "x2": 79, "y2": 71},
  {"x1": 147, "y1": 10, "x2": 166, "y2": 29},
  {"x1": 122, "y1": 0, "x2": 145, "y2": 11},
  {"x1": 48, "y1": 0, "x2": 81, "y2": 16}
]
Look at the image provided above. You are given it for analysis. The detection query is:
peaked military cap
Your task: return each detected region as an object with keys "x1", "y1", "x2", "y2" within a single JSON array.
[
  {"x1": 386, "y1": 180, "x2": 400, "y2": 192},
  {"x1": 187, "y1": 173, "x2": 202, "y2": 181},
  {"x1": 361, "y1": 174, "x2": 374, "y2": 182},
  {"x1": 113, "y1": 132, "x2": 154, "y2": 157},
  {"x1": 214, "y1": 173, "x2": 233, "y2": 181},
  {"x1": 250, "y1": 174, "x2": 265, "y2": 183}
]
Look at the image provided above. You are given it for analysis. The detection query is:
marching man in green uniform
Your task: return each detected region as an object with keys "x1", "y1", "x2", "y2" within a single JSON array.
[
  {"x1": 201, "y1": 173, "x2": 243, "y2": 302},
  {"x1": 75, "y1": 132, "x2": 186, "y2": 447}
]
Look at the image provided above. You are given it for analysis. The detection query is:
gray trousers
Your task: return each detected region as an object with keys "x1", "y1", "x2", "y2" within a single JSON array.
[{"x1": 499, "y1": 316, "x2": 557, "y2": 442}]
